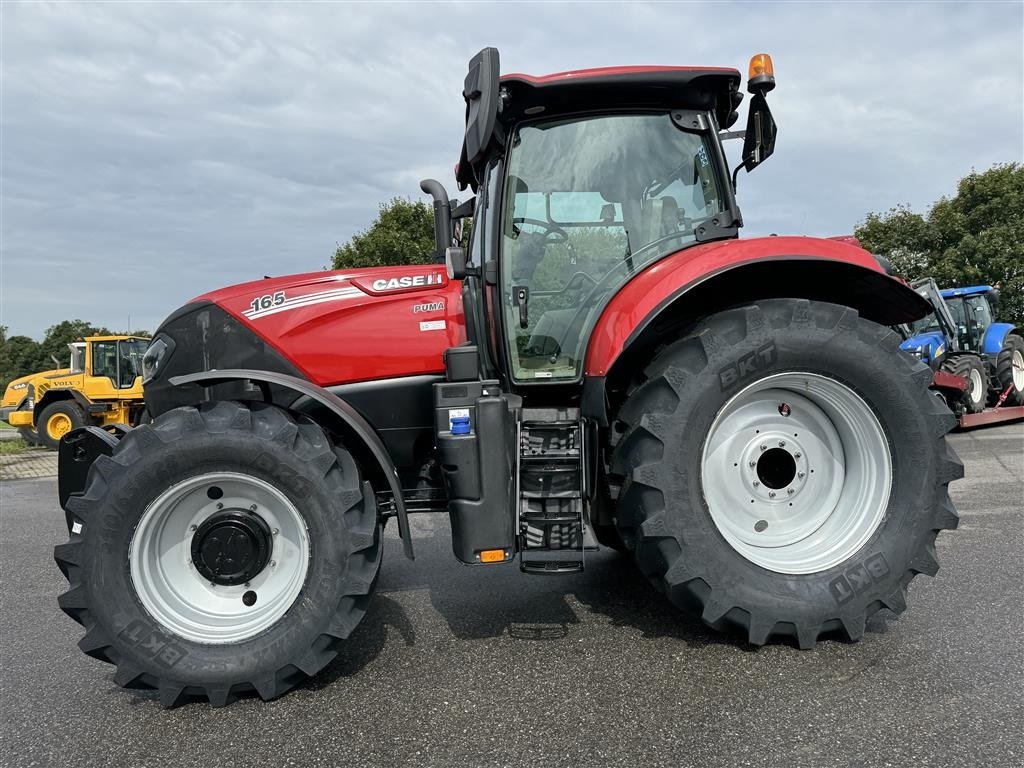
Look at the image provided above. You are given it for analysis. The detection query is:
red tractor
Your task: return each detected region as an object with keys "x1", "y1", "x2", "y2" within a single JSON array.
[{"x1": 55, "y1": 49, "x2": 962, "y2": 707}]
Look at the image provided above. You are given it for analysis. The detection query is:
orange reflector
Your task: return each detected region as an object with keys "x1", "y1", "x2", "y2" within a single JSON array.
[
  {"x1": 748, "y1": 53, "x2": 774, "y2": 80},
  {"x1": 479, "y1": 549, "x2": 505, "y2": 563}
]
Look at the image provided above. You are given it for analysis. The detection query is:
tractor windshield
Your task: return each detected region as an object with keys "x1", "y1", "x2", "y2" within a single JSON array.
[{"x1": 501, "y1": 112, "x2": 727, "y2": 381}]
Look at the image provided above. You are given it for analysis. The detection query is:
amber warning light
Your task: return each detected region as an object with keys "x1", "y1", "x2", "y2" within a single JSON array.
[{"x1": 747, "y1": 53, "x2": 776, "y2": 94}]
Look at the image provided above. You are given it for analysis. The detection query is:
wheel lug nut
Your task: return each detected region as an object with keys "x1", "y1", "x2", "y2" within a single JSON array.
[
  {"x1": 798, "y1": 471, "x2": 805, "y2": 479},
  {"x1": 794, "y1": 452, "x2": 802, "y2": 459},
  {"x1": 189, "y1": 524, "x2": 197, "y2": 532},
  {"x1": 760, "y1": 444, "x2": 767, "y2": 451},
  {"x1": 787, "y1": 488, "x2": 795, "y2": 495},
  {"x1": 216, "y1": 502, "x2": 223, "y2": 510},
  {"x1": 778, "y1": 440, "x2": 786, "y2": 447},
  {"x1": 272, "y1": 528, "x2": 279, "y2": 536},
  {"x1": 250, "y1": 504, "x2": 258, "y2": 512},
  {"x1": 753, "y1": 480, "x2": 760, "y2": 487},
  {"x1": 269, "y1": 560, "x2": 276, "y2": 568},
  {"x1": 768, "y1": 491, "x2": 776, "y2": 498}
]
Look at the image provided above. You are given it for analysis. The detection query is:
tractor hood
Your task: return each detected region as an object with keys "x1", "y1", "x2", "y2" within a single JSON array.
[
  {"x1": 147, "y1": 264, "x2": 467, "y2": 407},
  {"x1": 900, "y1": 331, "x2": 946, "y2": 364}
]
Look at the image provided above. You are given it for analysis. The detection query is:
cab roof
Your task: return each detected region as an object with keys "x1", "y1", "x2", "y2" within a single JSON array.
[
  {"x1": 940, "y1": 285, "x2": 994, "y2": 299},
  {"x1": 457, "y1": 62, "x2": 744, "y2": 188},
  {"x1": 80, "y1": 335, "x2": 150, "y2": 343},
  {"x1": 499, "y1": 65, "x2": 742, "y2": 126}
]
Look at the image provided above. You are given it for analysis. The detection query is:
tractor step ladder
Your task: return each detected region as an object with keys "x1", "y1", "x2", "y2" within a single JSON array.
[{"x1": 516, "y1": 408, "x2": 597, "y2": 574}]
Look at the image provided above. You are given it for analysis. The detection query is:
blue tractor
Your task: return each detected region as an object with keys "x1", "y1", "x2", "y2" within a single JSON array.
[{"x1": 901, "y1": 279, "x2": 1024, "y2": 413}]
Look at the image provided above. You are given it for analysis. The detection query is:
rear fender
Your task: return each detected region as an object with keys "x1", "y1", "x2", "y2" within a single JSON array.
[
  {"x1": 169, "y1": 369, "x2": 413, "y2": 559},
  {"x1": 982, "y1": 322, "x2": 1019, "y2": 356},
  {"x1": 583, "y1": 237, "x2": 933, "y2": 424},
  {"x1": 585, "y1": 236, "x2": 931, "y2": 380}
]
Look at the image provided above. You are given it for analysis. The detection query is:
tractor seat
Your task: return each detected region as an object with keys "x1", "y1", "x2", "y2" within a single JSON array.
[{"x1": 639, "y1": 197, "x2": 681, "y2": 247}]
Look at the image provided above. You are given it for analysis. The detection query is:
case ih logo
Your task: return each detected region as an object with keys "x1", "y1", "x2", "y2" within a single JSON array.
[{"x1": 371, "y1": 274, "x2": 444, "y2": 292}]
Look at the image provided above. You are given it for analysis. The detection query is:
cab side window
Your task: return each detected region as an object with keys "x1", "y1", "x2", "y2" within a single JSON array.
[{"x1": 92, "y1": 341, "x2": 119, "y2": 386}]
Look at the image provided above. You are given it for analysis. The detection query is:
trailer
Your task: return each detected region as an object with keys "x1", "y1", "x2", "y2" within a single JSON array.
[{"x1": 931, "y1": 369, "x2": 1024, "y2": 427}]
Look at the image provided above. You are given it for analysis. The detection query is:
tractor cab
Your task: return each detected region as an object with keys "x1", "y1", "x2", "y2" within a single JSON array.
[
  {"x1": 940, "y1": 285, "x2": 998, "y2": 353},
  {"x1": 423, "y1": 48, "x2": 777, "y2": 387}
]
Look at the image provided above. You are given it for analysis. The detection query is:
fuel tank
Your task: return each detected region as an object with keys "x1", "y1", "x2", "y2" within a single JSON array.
[{"x1": 191, "y1": 264, "x2": 466, "y2": 386}]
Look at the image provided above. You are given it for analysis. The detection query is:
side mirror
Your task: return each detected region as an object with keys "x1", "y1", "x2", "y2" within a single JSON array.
[
  {"x1": 445, "y1": 247, "x2": 478, "y2": 280},
  {"x1": 457, "y1": 48, "x2": 501, "y2": 189},
  {"x1": 741, "y1": 92, "x2": 777, "y2": 172}
]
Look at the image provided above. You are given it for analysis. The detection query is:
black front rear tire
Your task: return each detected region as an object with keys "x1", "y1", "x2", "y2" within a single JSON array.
[{"x1": 54, "y1": 401, "x2": 382, "y2": 707}]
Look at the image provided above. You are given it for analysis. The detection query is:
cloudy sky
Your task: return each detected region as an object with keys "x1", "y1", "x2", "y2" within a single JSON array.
[{"x1": 2, "y1": 1, "x2": 1022, "y2": 338}]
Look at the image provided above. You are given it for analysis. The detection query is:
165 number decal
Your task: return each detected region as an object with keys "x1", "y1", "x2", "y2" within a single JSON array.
[{"x1": 250, "y1": 292, "x2": 286, "y2": 312}]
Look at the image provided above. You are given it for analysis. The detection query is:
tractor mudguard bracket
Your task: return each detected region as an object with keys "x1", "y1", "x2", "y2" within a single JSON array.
[
  {"x1": 58, "y1": 426, "x2": 122, "y2": 513},
  {"x1": 168, "y1": 369, "x2": 414, "y2": 560}
]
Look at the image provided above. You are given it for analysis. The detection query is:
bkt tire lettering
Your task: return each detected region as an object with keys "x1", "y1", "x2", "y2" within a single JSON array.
[
  {"x1": 829, "y1": 553, "x2": 891, "y2": 605},
  {"x1": 718, "y1": 342, "x2": 777, "y2": 390},
  {"x1": 118, "y1": 620, "x2": 188, "y2": 668}
]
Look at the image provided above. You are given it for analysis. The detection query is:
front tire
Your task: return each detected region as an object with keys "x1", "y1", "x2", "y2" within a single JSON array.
[
  {"x1": 610, "y1": 299, "x2": 962, "y2": 648},
  {"x1": 17, "y1": 426, "x2": 40, "y2": 445},
  {"x1": 54, "y1": 401, "x2": 382, "y2": 707},
  {"x1": 38, "y1": 400, "x2": 86, "y2": 449},
  {"x1": 940, "y1": 354, "x2": 987, "y2": 413}
]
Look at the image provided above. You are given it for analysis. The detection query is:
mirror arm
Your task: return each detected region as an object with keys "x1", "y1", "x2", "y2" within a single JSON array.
[
  {"x1": 420, "y1": 179, "x2": 453, "y2": 263},
  {"x1": 730, "y1": 160, "x2": 746, "y2": 191}
]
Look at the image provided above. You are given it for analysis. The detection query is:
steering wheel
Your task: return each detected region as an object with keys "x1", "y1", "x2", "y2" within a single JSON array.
[{"x1": 512, "y1": 217, "x2": 569, "y2": 244}]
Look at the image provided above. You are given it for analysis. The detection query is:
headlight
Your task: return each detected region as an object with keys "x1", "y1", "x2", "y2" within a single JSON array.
[{"x1": 142, "y1": 337, "x2": 170, "y2": 384}]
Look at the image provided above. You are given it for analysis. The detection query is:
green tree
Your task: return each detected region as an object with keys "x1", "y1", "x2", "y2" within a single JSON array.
[
  {"x1": 0, "y1": 320, "x2": 112, "y2": 392},
  {"x1": 332, "y1": 198, "x2": 438, "y2": 269},
  {"x1": 0, "y1": 327, "x2": 44, "y2": 391},
  {"x1": 38, "y1": 320, "x2": 111, "y2": 370},
  {"x1": 856, "y1": 163, "x2": 1024, "y2": 324}
]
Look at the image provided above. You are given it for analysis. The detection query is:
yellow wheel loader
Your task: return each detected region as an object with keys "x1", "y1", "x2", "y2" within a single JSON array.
[{"x1": 1, "y1": 335, "x2": 149, "y2": 449}]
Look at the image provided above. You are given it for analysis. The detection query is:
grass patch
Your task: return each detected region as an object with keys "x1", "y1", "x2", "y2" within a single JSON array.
[
  {"x1": 0, "y1": 422, "x2": 14, "y2": 430},
  {"x1": 0, "y1": 439, "x2": 33, "y2": 455}
]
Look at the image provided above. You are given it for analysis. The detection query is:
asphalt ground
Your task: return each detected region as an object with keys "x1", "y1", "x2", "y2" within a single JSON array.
[{"x1": 1, "y1": 423, "x2": 1021, "y2": 768}]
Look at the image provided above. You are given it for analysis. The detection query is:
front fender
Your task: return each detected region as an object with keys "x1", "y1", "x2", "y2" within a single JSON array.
[
  {"x1": 168, "y1": 369, "x2": 413, "y2": 560},
  {"x1": 584, "y1": 235, "x2": 931, "y2": 377}
]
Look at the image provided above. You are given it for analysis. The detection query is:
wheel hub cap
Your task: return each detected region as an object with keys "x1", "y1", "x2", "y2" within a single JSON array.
[
  {"x1": 191, "y1": 510, "x2": 272, "y2": 586},
  {"x1": 48, "y1": 413, "x2": 72, "y2": 439},
  {"x1": 129, "y1": 472, "x2": 310, "y2": 644},
  {"x1": 701, "y1": 372, "x2": 892, "y2": 574}
]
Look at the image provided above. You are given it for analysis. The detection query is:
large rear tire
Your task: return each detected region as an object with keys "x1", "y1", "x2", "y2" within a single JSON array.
[
  {"x1": 994, "y1": 333, "x2": 1024, "y2": 406},
  {"x1": 54, "y1": 401, "x2": 382, "y2": 707},
  {"x1": 610, "y1": 299, "x2": 962, "y2": 648}
]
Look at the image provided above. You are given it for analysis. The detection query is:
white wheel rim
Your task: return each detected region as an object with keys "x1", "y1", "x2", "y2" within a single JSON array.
[
  {"x1": 130, "y1": 472, "x2": 310, "y2": 644},
  {"x1": 1013, "y1": 350, "x2": 1024, "y2": 390},
  {"x1": 701, "y1": 372, "x2": 892, "y2": 574},
  {"x1": 969, "y1": 368, "x2": 984, "y2": 402}
]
